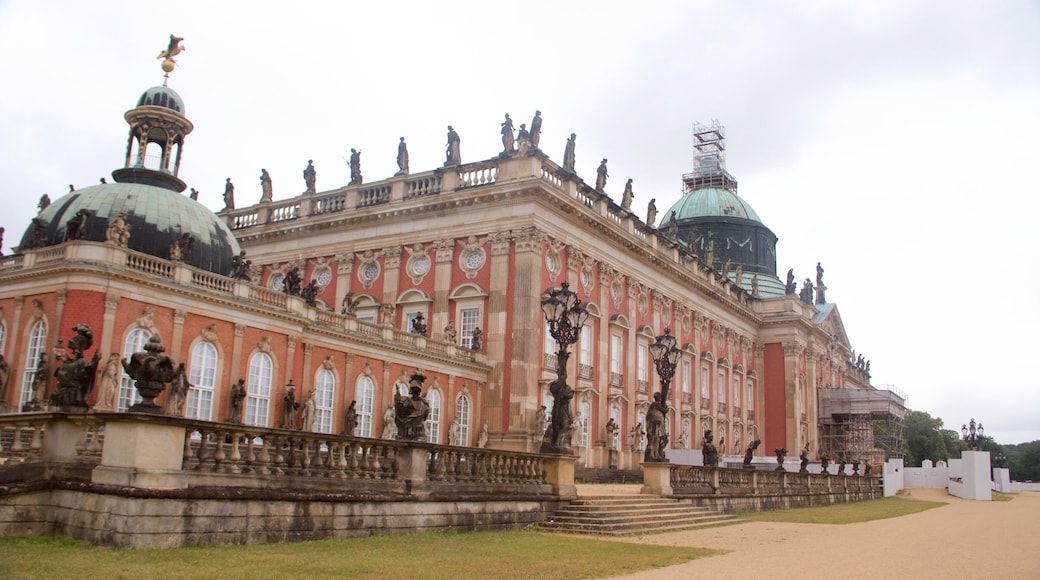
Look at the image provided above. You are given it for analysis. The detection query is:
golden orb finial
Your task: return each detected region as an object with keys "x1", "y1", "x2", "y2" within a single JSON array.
[{"x1": 156, "y1": 34, "x2": 185, "y2": 85}]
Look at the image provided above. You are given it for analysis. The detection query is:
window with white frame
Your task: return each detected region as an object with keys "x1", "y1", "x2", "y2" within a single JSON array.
[
  {"x1": 637, "y1": 343, "x2": 648, "y2": 386},
  {"x1": 610, "y1": 335, "x2": 622, "y2": 375},
  {"x1": 459, "y1": 308, "x2": 480, "y2": 349},
  {"x1": 118, "y1": 329, "x2": 150, "y2": 411},
  {"x1": 455, "y1": 394, "x2": 471, "y2": 446},
  {"x1": 579, "y1": 401, "x2": 591, "y2": 450},
  {"x1": 244, "y1": 352, "x2": 273, "y2": 427},
  {"x1": 19, "y1": 321, "x2": 47, "y2": 408},
  {"x1": 544, "y1": 321, "x2": 556, "y2": 356},
  {"x1": 426, "y1": 389, "x2": 442, "y2": 443},
  {"x1": 355, "y1": 375, "x2": 375, "y2": 437},
  {"x1": 700, "y1": 365, "x2": 710, "y2": 399},
  {"x1": 747, "y1": 379, "x2": 755, "y2": 411},
  {"x1": 682, "y1": 417, "x2": 692, "y2": 449},
  {"x1": 717, "y1": 370, "x2": 726, "y2": 404},
  {"x1": 313, "y1": 369, "x2": 335, "y2": 433},
  {"x1": 733, "y1": 375, "x2": 742, "y2": 408},
  {"x1": 681, "y1": 360, "x2": 691, "y2": 396},
  {"x1": 0, "y1": 321, "x2": 6, "y2": 356},
  {"x1": 186, "y1": 342, "x2": 218, "y2": 420},
  {"x1": 579, "y1": 325, "x2": 592, "y2": 367}
]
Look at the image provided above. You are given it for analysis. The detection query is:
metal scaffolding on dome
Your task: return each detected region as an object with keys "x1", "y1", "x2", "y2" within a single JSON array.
[
  {"x1": 682, "y1": 120, "x2": 738, "y2": 193},
  {"x1": 818, "y1": 385, "x2": 907, "y2": 467}
]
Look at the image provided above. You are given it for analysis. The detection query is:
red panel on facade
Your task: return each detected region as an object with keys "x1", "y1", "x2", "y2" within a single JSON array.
[{"x1": 763, "y1": 342, "x2": 787, "y2": 452}]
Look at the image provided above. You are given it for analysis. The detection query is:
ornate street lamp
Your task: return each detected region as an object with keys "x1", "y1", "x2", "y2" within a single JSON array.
[
  {"x1": 644, "y1": 328, "x2": 681, "y2": 462},
  {"x1": 962, "y1": 418, "x2": 984, "y2": 451},
  {"x1": 539, "y1": 282, "x2": 589, "y2": 454}
]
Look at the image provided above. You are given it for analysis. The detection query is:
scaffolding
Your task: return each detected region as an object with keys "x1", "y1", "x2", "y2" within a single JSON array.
[
  {"x1": 818, "y1": 386, "x2": 907, "y2": 467},
  {"x1": 682, "y1": 120, "x2": 738, "y2": 193}
]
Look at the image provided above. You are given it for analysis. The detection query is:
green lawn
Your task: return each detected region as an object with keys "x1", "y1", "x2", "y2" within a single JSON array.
[
  {"x1": 0, "y1": 530, "x2": 723, "y2": 580},
  {"x1": 739, "y1": 496, "x2": 948, "y2": 524}
]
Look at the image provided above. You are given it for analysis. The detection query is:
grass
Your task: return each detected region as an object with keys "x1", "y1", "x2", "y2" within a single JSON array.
[
  {"x1": 739, "y1": 496, "x2": 948, "y2": 524},
  {"x1": 0, "y1": 529, "x2": 722, "y2": 580}
]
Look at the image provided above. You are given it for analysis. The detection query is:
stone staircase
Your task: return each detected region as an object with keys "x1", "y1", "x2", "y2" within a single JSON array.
[{"x1": 540, "y1": 495, "x2": 745, "y2": 536}]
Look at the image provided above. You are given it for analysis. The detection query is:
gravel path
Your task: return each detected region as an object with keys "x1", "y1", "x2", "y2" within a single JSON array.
[{"x1": 597, "y1": 487, "x2": 1040, "y2": 579}]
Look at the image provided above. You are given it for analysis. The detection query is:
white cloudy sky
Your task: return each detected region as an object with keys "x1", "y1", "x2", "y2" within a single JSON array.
[{"x1": 1, "y1": 1, "x2": 1037, "y2": 444}]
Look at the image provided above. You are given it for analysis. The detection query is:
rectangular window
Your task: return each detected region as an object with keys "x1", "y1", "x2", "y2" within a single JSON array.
[
  {"x1": 701, "y1": 366, "x2": 710, "y2": 399},
  {"x1": 245, "y1": 354, "x2": 272, "y2": 427},
  {"x1": 579, "y1": 325, "x2": 592, "y2": 367},
  {"x1": 187, "y1": 343, "x2": 217, "y2": 421},
  {"x1": 544, "y1": 321, "x2": 556, "y2": 356},
  {"x1": 314, "y1": 370, "x2": 335, "y2": 434},
  {"x1": 717, "y1": 370, "x2": 726, "y2": 404},
  {"x1": 747, "y1": 380, "x2": 755, "y2": 411},
  {"x1": 637, "y1": 344, "x2": 648, "y2": 383},
  {"x1": 682, "y1": 360, "x2": 691, "y2": 394},
  {"x1": 610, "y1": 335, "x2": 622, "y2": 374},
  {"x1": 733, "y1": 375, "x2": 741, "y2": 408},
  {"x1": 459, "y1": 308, "x2": 480, "y2": 349}
]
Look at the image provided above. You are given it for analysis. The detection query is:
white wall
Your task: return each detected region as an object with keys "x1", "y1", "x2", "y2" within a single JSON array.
[
  {"x1": 948, "y1": 451, "x2": 991, "y2": 501},
  {"x1": 883, "y1": 458, "x2": 904, "y2": 497}
]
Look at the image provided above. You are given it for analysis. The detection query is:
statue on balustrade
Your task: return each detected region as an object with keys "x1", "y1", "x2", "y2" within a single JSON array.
[
  {"x1": 785, "y1": 268, "x2": 796, "y2": 295},
  {"x1": 595, "y1": 158, "x2": 609, "y2": 191},
  {"x1": 343, "y1": 400, "x2": 358, "y2": 435},
  {"x1": 0, "y1": 354, "x2": 9, "y2": 410},
  {"x1": 443, "y1": 320, "x2": 458, "y2": 344},
  {"x1": 644, "y1": 392, "x2": 668, "y2": 462},
  {"x1": 283, "y1": 266, "x2": 302, "y2": 296},
  {"x1": 530, "y1": 110, "x2": 542, "y2": 149},
  {"x1": 394, "y1": 371, "x2": 430, "y2": 441},
  {"x1": 281, "y1": 382, "x2": 299, "y2": 429},
  {"x1": 49, "y1": 324, "x2": 100, "y2": 410},
  {"x1": 105, "y1": 212, "x2": 131, "y2": 247},
  {"x1": 605, "y1": 417, "x2": 619, "y2": 450},
  {"x1": 517, "y1": 124, "x2": 531, "y2": 156},
  {"x1": 93, "y1": 353, "x2": 121, "y2": 411},
  {"x1": 341, "y1": 292, "x2": 360, "y2": 316},
  {"x1": 23, "y1": 351, "x2": 51, "y2": 411},
  {"x1": 165, "y1": 363, "x2": 189, "y2": 416},
  {"x1": 410, "y1": 313, "x2": 427, "y2": 336},
  {"x1": 621, "y1": 178, "x2": 634, "y2": 210},
  {"x1": 227, "y1": 378, "x2": 246, "y2": 423},
  {"x1": 382, "y1": 405, "x2": 396, "y2": 439},
  {"x1": 259, "y1": 169, "x2": 273, "y2": 203},
  {"x1": 300, "y1": 388, "x2": 316, "y2": 432},
  {"x1": 775, "y1": 447, "x2": 788, "y2": 471},
  {"x1": 646, "y1": 198, "x2": 658, "y2": 228},
  {"x1": 348, "y1": 148, "x2": 363, "y2": 185},
  {"x1": 666, "y1": 211, "x2": 678, "y2": 239},
  {"x1": 541, "y1": 378, "x2": 574, "y2": 453},
  {"x1": 477, "y1": 422, "x2": 489, "y2": 448},
  {"x1": 38, "y1": 194, "x2": 51, "y2": 214},
  {"x1": 799, "y1": 443, "x2": 811, "y2": 473},
  {"x1": 169, "y1": 232, "x2": 194, "y2": 263},
  {"x1": 65, "y1": 209, "x2": 89, "y2": 241},
  {"x1": 562, "y1": 133, "x2": 576, "y2": 172},
  {"x1": 300, "y1": 279, "x2": 320, "y2": 307},
  {"x1": 470, "y1": 326, "x2": 482, "y2": 350},
  {"x1": 702, "y1": 429, "x2": 719, "y2": 467},
  {"x1": 223, "y1": 178, "x2": 235, "y2": 210},
  {"x1": 0, "y1": 226, "x2": 5, "y2": 257},
  {"x1": 534, "y1": 405, "x2": 548, "y2": 440},
  {"x1": 445, "y1": 126, "x2": 461, "y2": 166},
  {"x1": 448, "y1": 416, "x2": 462, "y2": 446},
  {"x1": 303, "y1": 160, "x2": 316, "y2": 193},
  {"x1": 743, "y1": 439, "x2": 761, "y2": 469},
  {"x1": 396, "y1": 137, "x2": 409, "y2": 175},
  {"x1": 121, "y1": 334, "x2": 178, "y2": 414},
  {"x1": 500, "y1": 113, "x2": 515, "y2": 153},
  {"x1": 819, "y1": 454, "x2": 831, "y2": 474},
  {"x1": 231, "y1": 251, "x2": 252, "y2": 281}
]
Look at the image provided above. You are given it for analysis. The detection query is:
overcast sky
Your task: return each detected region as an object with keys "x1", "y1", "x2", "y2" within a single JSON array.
[{"x1": 1, "y1": 1, "x2": 1037, "y2": 444}]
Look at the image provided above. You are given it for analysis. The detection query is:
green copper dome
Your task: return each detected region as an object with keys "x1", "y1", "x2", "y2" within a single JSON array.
[
  {"x1": 662, "y1": 187, "x2": 762, "y2": 224},
  {"x1": 136, "y1": 86, "x2": 185, "y2": 115},
  {"x1": 20, "y1": 182, "x2": 239, "y2": 276}
]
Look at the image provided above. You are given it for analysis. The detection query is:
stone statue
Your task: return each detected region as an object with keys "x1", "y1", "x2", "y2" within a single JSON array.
[
  {"x1": 340, "y1": 292, "x2": 360, "y2": 316},
  {"x1": 231, "y1": 251, "x2": 252, "y2": 281},
  {"x1": 283, "y1": 266, "x2": 302, "y2": 296},
  {"x1": 704, "y1": 240, "x2": 714, "y2": 267},
  {"x1": 50, "y1": 324, "x2": 101, "y2": 410},
  {"x1": 343, "y1": 400, "x2": 358, "y2": 435},
  {"x1": 785, "y1": 269, "x2": 796, "y2": 295},
  {"x1": 26, "y1": 218, "x2": 47, "y2": 249},
  {"x1": 605, "y1": 418, "x2": 619, "y2": 450},
  {"x1": 529, "y1": 110, "x2": 542, "y2": 149},
  {"x1": 702, "y1": 430, "x2": 719, "y2": 467},
  {"x1": 722, "y1": 257, "x2": 731, "y2": 278},
  {"x1": 38, "y1": 194, "x2": 51, "y2": 214},
  {"x1": 303, "y1": 160, "x2": 316, "y2": 193},
  {"x1": 165, "y1": 363, "x2": 189, "y2": 416},
  {"x1": 837, "y1": 460, "x2": 846, "y2": 476},
  {"x1": 65, "y1": 209, "x2": 89, "y2": 241},
  {"x1": 632, "y1": 423, "x2": 646, "y2": 452},
  {"x1": 445, "y1": 126, "x2": 461, "y2": 165},
  {"x1": 300, "y1": 389, "x2": 316, "y2": 432},
  {"x1": 443, "y1": 320, "x2": 458, "y2": 344},
  {"x1": 743, "y1": 439, "x2": 761, "y2": 468},
  {"x1": 169, "y1": 233, "x2": 194, "y2": 263},
  {"x1": 500, "y1": 113, "x2": 515, "y2": 153},
  {"x1": 646, "y1": 198, "x2": 658, "y2": 227},
  {"x1": 734, "y1": 264, "x2": 744, "y2": 289},
  {"x1": 27, "y1": 351, "x2": 51, "y2": 409},
  {"x1": 470, "y1": 326, "x2": 482, "y2": 350},
  {"x1": 621, "y1": 178, "x2": 634, "y2": 209},
  {"x1": 570, "y1": 417, "x2": 582, "y2": 447},
  {"x1": 0, "y1": 226, "x2": 5, "y2": 257},
  {"x1": 644, "y1": 392, "x2": 668, "y2": 461},
  {"x1": 121, "y1": 334, "x2": 178, "y2": 413},
  {"x1": 751, "y1": 274, "x2": 760, "y2": 297},
  {"x1": 477, "y1": 422, "x2": 489, "y2": 448},
  {"x1": 864, "y1": 463, "x2": 873, "y2": 477},
  {"x1": 394, "y1": 371, "x2": 430, "y2": 441},
  {"x1": 410, "y1": 313, "x2": 427, "y2": 336},
  {"x1": 816, "y1": 262, "x2": 825, "y2": 287},
  {"x1": 562, "y1": 133, "x2": 576, "y2": 172},
  {"x1": 396, "y1": 137, "x2": 409, "y2": 175},
  {"x1": 348, "y1": 148, "x2": 362, "y2": 185},
  {"x1": 93, "y1": 353, "x2": 121, "y2": 411},
  {"x1": 105, "y1": 213, "x2": 131, "y2": 247},
  {"x1": 774, "y1": 447, "x2": 788, "y2": 471},
  {"x1": 259, "y1": 169, "x2": 273, "y2": 203},
  {"x1": 799, "y1": 278, "x2": 814, "y2": 304},
  {"x1": 448, "y1": 416, "x2": 462, "y2": 446},
  {"x1": 799, "y1": 443, "x2": 810, "y2": 473},
  {"x1": 0, "y1": 354, "x2": 9, "y2": 410},
  {"x1": 516, "y1": 124, "x2": 531, "y2": 156},
  {"x1": 542, "y1": 378, "x2": 574, "y2": 452},
  {"x1": 679, "y1": 422, "x2": 691, "y2": 449},
  {"x1": 227, "y1": 378, "x2": 246, "y2": 423},
  {"x1": 281, "y1": 382, "x2": 299, "y2": 429},
  {"x1": 223, "y1": 178, "x2": 235, "y2": 210},
  {"x1": 300, "y1": 279, "x2": 320, "y2": 307},
  {"x1": 534, "y1": 405, "x2": 548, "y2": 439},
  {"x1": 666, "y1": 211, "x2": 678, "y2": 239},
  {"x1": 381, "y1": 405, "x2": 396, "y2": 439},
  {"x1": 189, "y1": 187, "x2": 198, "y2": 201},
  {"x1": 820, "y1": 454, "x2": 831, "y2": 474},
  {"x1": 595, "y1": 159, "x2": 609, "y2": 191}
]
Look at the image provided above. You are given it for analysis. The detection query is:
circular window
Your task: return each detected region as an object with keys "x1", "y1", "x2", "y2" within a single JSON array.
[
  {"x1": 580, "y1": 268, "x2": 592, "y2": 289},
  {"x1": 412, "y1": 256, "x2": 431, "y2": 276},
  {"x1": 545, "y1": 253, "x2": 558, "y2": 274},
  {"x1": 272, "y1": 275, "x2": 285, "y2": 291},
  {"x1": 465, "y1": 251, "x2": 485, "y2": 270},
  {"x1": 315, "y1": 268, "x2": 333, "y2": 286},
  {"x1": 362, "y1": 263, "x2": 380, "y2": 281}
]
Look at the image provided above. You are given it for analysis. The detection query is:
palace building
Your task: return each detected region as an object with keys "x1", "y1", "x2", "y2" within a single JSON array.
[{"x1": 0, "y1": 55, "x2": 904, "y2": 470}]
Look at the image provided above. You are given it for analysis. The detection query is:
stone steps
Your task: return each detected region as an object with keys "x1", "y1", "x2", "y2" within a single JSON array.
[{"x1": 540, "y1": 495, "x2": 745, "y2": 536}]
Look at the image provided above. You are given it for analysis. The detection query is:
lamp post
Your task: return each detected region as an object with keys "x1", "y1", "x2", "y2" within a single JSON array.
[
  {"x1": 961, "y1": 418, "x2": 984, "y2": 451},
  {"x1": 539, "y1": 282, "x2": 589, "y2": 454},
  {"x1": 645, "y1": 328, "x2": 681, "y2": 462}
]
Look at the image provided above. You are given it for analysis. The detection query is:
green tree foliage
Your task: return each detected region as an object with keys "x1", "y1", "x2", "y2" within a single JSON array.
[
  {"x1": 902, "y1": 410, "x2": 950, "y2": 467},
  {"x1": 1003, "y1": 441, "x2": 1040, "y2": 481}
]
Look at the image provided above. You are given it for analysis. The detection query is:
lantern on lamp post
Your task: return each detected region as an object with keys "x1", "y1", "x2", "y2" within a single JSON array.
[
  {"x1": 961, "y1": 418, "x2": 984, "y2": 451},
  {"x1": 645, "y1": 328, "x2": 681, "y2": 462},
  {"x1": 539, "y1": 282, "x2": 589, "y2": 454}
]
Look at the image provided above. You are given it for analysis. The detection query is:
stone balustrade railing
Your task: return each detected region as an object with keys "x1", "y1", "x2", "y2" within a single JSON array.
[{"x1": 668, "y1": 464, "x2": 878, "y2": 496}]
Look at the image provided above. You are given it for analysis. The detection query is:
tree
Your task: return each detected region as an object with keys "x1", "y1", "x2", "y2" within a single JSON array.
[
  {"x1": 1004, "y1": 441, "x2": 1040, "y2": 481},
  {"x1": 902, "y1": 410, "x2": 950, "y2": 467}
]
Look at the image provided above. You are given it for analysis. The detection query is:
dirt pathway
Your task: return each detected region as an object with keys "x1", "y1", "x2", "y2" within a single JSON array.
[{"x1": 597, "y1": 488, "x2": 1040, "y2": 579}]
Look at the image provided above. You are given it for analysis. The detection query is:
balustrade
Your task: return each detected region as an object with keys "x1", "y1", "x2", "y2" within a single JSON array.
[
  {"x1": 269, "y1": 202, "x2": 300, "y2": 223},
  {"x1": 312, "y1": 192, "x2": 347, "y2": 214},
  {"x1": 192, "y1": 270, "x2": 234, "y2": 293},
  {"x1": 357, "y1": 185, "x2": 391, "y2": 207},
  {"x1": 126, "y1": 252, "x2": 174, "y2": 278},
  {"x1": 405, "y1": 175, "x2": 442, "y2": 198},
  {"x1": 457, "y1": 162, "x2": 498, "y2": 188}
]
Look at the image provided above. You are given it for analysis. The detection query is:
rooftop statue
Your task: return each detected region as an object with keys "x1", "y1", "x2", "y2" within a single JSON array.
[
  {"x1": 348, "y1": 148, "x2": 362, "y2": 185},
  {"x1": 157, "y1": 34, "x2": 185, "y2": 63},
  {"x1": 223, "y1": 178, "x2": 235, "y2": 210},
  {"x1": 562, "y1": 133, "x2": 576, "y2": 172},
  {"x1": 259, "y1": 169, "x2": 273, "y2": 203},
  {"x1": 445, "y1": 126, "x2": 461, "y2": 165},
  {"x1": 646, "y1": 198, "x2": 657, "y2": 228},
  {"x1": 621, "y1": 178, "x2": 634, "y2": 209},
  {"x1": 303, "y1": 160, "x2": 316, "y2": 193},
  {"x1": 500, "y1": 113, "x2": 515, "y2": 153},
  {"x1": 516, "y1": 124, "x2": 531, "y2": 156},
  {"x1": 702, "y1": 429, "x2": 719, "y2": 467},
  {"x1": 595, "y1": 158, "x2": 608, "y2": 191},
  {"x1": 529, "y1": 110, "x2": 542, "y2": 149},
  {"x1": 396, "y1": 137, "x2": 409, "y2": 175}
]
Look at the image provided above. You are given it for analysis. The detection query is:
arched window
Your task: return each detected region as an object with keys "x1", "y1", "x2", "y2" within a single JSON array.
[
  {"x1": 186, "y1": 342, "x2": 217, "y2": 420},
  {"x1": 426, "y1": 389, "x2": 442, "y2": 443},
  {"x1": 19, "y1": 321, "x2": 47, "y2": 408},
  {"x1": 118, "y1": 329, "x2": 151, "y2": 411},
  {"x1": 455, "y1": 393, "x2": 471, "y2": 446},
  {"x1": 245, "y1": 352, "x2": 273, "y2": 427},
  {"x1": 314, "y1": 369, "x2": 335, "y2": 434},
  {"x1": 355, "y1": 376, "x2": 375, "y2": 437}
]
